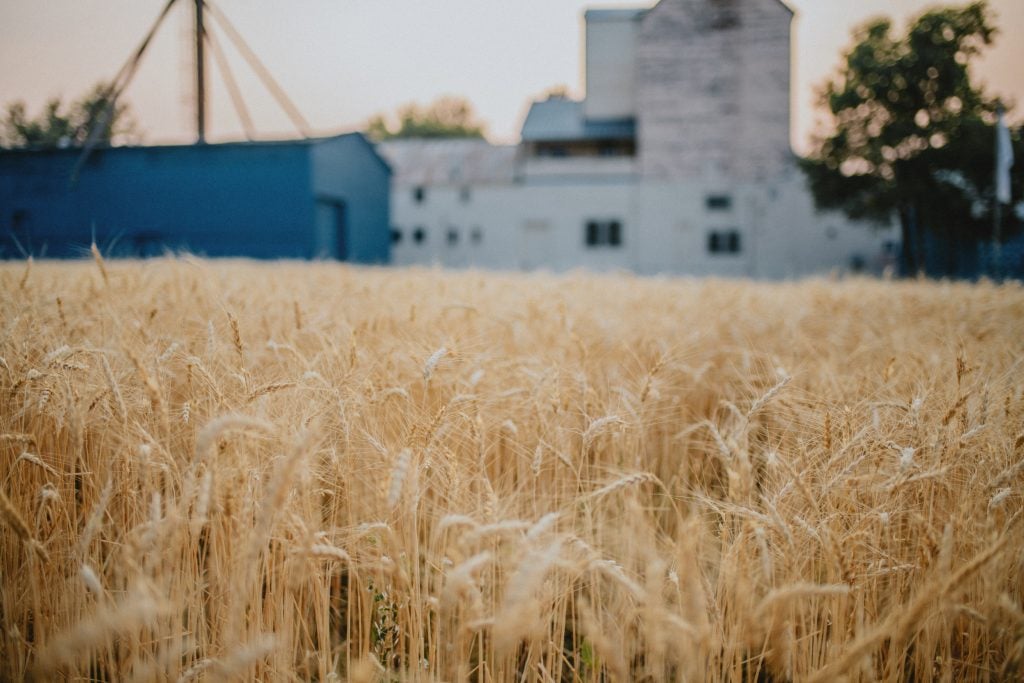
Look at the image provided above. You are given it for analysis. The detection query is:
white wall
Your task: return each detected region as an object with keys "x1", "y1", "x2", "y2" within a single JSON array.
[
  {"x1": 752, "y1": 173, "x2": 898, "y2": 278},
  {"x1": 391, "y1": 179, "x2": 636, "y2": 272},
  {"x1": 633, "y1": 182, "x2": 754, "y2": 277},
  {"x1": 386, "y1": 0, "x2": 895, "y2": 279},
  {"x1": 389, "y1": 169, "x2": 896, "y2": 278}
]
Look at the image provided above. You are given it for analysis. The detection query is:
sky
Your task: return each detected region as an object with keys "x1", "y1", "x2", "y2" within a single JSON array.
[{"x1": 0, "y1": 0, "x2": 1021, "y2": 154}]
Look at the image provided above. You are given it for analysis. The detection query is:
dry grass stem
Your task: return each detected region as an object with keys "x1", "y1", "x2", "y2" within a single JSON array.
[{"x1": 1, "y1": 259, "x2": 1020, "y2": 681}]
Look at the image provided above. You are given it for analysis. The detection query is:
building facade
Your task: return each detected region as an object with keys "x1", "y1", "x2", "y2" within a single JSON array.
[
  {"x1": 0, "y1": 133, "x2": 391, "y2": 262},
  {"x1": 383, "y1": 0, "x2": 898, "y2": 277}
]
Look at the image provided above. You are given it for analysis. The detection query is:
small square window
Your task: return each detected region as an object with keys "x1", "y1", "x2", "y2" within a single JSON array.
[
  {"x1": 390, "y1": 229, "x2": 403, "y2": 244},
  {"x1": 706, "y1": 195, "x2": 732, "y2": 211},
  {"x1": 608, "y1": 221, "x2": 622, "y2": 246},
  {"x1": 413, "y1": 227, "x2": 426, "y2": 244},
  {"x1": 708, "y1": 232, "x2": 721, "y2": 253},
  {"x1": 447, "y1": 228, "x2": 459, "y2": 245},
  {"x1": 708, "y1": 229, "x2": 742, "y2": 255},
  {"x1": 727, "y1": 232, "x2": 740, "y2": 252},
  {"x1": 413, "y1": 186, "x2": 426, "y2": 204},
  {"x1": 584, "y1": 219, "x2": 624, "y2": 248}
]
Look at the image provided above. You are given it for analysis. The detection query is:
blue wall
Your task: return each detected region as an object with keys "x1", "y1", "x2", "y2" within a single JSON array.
[
  {"x1": 0, "y1": 135, "x2": 390, "y2": 262},
  {"x1": 311, "y1": 134, "x2": 391, "y2": 264}
]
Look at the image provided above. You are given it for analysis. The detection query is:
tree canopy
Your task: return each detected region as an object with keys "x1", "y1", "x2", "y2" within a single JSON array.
[
  {"x1": 0, "y1": 82, "x2": 138, "y2": 149},
  {"x1": 801, "y1": 1, "x2": 1021, "y2": 275},
  {"x1": 365, "y1": 96, "x2": 486, "y2": 141}
]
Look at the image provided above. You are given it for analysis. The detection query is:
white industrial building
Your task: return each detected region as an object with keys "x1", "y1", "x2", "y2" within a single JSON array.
[{"x1": 380, "y1": 0, "x2": 898, "y2": 277}]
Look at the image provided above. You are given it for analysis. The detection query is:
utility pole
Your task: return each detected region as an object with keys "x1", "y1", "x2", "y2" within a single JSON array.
[{"x1": 195, "y1": 0, "x2": 207, "y2": 143}]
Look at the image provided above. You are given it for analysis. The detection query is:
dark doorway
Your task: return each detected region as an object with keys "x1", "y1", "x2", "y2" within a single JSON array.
[{"x1": 315, "y1": 198, "x2": 347, "y2": 260}]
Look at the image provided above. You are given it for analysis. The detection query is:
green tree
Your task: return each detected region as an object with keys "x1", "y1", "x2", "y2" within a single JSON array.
[
  {"x1": 0, "y1": 82, "x2": 138, "y2": 149},
  {"x1": 801, "y1": 2, "x2": 1021, "y2": 275},
  {"x1": 365, "y1": 95, "x2": 485, "y2": 141}
]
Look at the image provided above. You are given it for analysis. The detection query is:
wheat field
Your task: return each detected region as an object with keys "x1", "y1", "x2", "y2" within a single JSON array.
[{"x1": 1, "y1": 257, "x2": 1022, "y2": 681}]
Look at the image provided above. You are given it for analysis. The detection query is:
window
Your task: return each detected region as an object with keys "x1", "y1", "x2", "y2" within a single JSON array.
[
  {"x1": 608, "y1": 221, "x2": 621, "y2": 246},
  {"x1": 706, "y1": 195, "x2": 732, "y2": 211},
  {"x1": 413, "y1": 227, "x2": 426, "y2": 244},
  {"x1": 413, "y1": 186, "x2": 426, "y2": 204},
  {"x1": 585, "y1": 220, "x2": 624, "y2": 248},
  {"x1": 470, "y1": 227, "x2": 483, "y2": 245},
  {"x1": 708, "y1": 230, "x2": 742, "y2": 255},
  {"x1": 390, "y1": 229, "x2": 403, "y2": 244},
  {"x1": 447, "y1": 228, "x2": 459, "y2": 246}
]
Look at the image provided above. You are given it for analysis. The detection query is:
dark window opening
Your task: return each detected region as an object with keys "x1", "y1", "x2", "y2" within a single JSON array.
[
  {"x1": 708, "y1": 230, "x2": 742, "y2": 255},
  {"x1": 391, "y1": 229, "x2": 403, "y2": 244},
  {"x1": 533, "y1": 138, "x2": 636, "y2": 159},
  {"x1": 585, "y1": 219, "x2": 624, "y2": 248},
  {"x1": 413, "y1": 186, "x2": 426, "y2": 203},
  {"x1": 706, "y1": 195, "x2": 733, "y2": 211},
  {"x1": 447, "y1": 228, "x2": 459, "y2": 246},
  {"x1": 413, "y1": 227, "x2": 426, "y2": 244},
  {"x1": 728, "y1": 232, "x2": 740, "y2": 252},
  {"x1": 608, "y1": 221, "x2": 621, "y2": 246}
]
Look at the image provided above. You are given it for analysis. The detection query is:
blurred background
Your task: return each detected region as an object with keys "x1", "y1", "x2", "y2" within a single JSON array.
[{"x1": 0, "y1": 0, "x2": 1021, "y2": 278}]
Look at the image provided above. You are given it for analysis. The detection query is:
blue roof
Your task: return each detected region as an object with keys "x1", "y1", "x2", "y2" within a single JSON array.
[
  {"x1": 0, "y1": 132, "x2": 392, "y2": 177},
  {"x1": 520, "y1": 99, "x2": 635, "y2": 142},
  {"x1": 584, "y1": 8, "x2": 647, "y2": 22}
]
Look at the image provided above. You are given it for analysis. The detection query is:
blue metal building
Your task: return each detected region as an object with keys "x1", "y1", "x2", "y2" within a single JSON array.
[{"x1": 0, "y1": 133, "x2": 391, "y2": 262}]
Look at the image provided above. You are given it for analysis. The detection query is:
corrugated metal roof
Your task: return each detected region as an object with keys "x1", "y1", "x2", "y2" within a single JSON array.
[
  {"x1": 376, "y1": 138, "x2": 517, "y2": 186},
  {"x1": 0, "y1": 131, "x2": 380, "y2": 156},
  {"x1": 584, "y1": 7, "x2": 647, "y2": 22},
  {"x1": 520, "y1": 99, "x2": 635, "y2": 142}
]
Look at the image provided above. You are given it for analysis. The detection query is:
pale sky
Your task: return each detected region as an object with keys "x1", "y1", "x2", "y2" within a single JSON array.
[{"x1": 0, "y1": 0, "x2": 1021, "y2": 154}]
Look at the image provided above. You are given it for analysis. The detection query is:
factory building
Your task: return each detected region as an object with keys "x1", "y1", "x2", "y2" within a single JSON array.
[
  {"x1": 382, "y1": 0, "x2": 899, "y2": 277},
  {"x1": 0, "y1": 133, "x2": 391, "y2": 262}
]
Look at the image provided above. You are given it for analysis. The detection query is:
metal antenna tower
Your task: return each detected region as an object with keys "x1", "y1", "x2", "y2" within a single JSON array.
[
  {"x1": 72, "y1": 0, "x2": 310, "y2": 182},
  {"x1": 195, "y1": 0, "x2": 207, "y2": 143}
]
